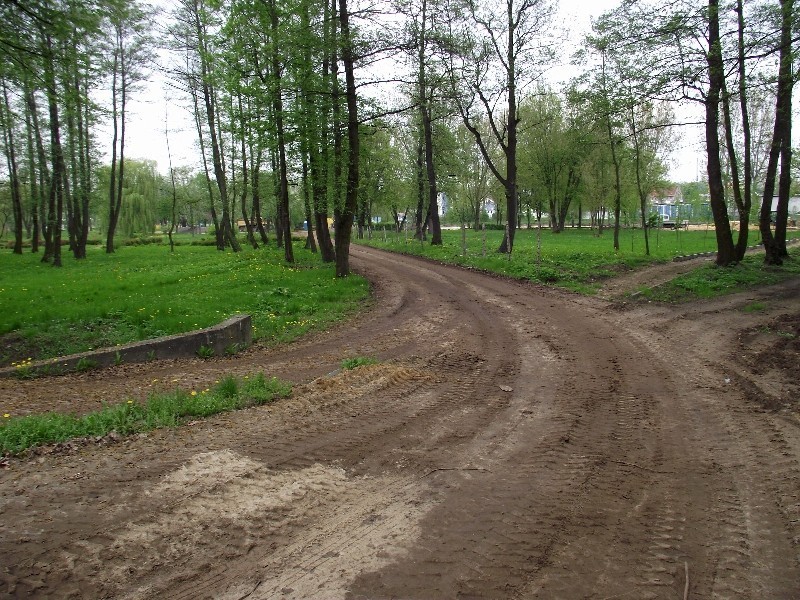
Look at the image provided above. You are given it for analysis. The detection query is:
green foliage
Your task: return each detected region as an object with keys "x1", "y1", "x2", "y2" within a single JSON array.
[
  {"x1": 75, "y1": 357, "x2": 98, "y2": 372},
  {"x1": 341, "y1": 356, "x2": 379, "y2": 370},
  {"x1": 0, "y1": 374, "x2": 292, "y2": 456},
  {"x1": 0, "y1": 242, "x2": 369, "y2": 366},
  {"x1": 742, "y1": 301, "x2": 766, "y2": 313},
  {"x1": 224, "y1": 342, "x2": 246, "y2": 356},
  {"x1": 215, "y1": 375, "x2": 239, "y2": 399},
  {"x1": 196, "y1": 345, "x2": 215, "y2": 359}
]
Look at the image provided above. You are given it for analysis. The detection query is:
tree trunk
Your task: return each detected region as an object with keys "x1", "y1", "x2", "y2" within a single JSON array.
[
  {"x1": 630, "y1": 108, "x2": 651, "y2": 256},
  {"x1": 705, "y1": 0, "x2": 737, "y2": 266},
  {"x1": 23, "y1": 88, "x2": 40, "y2": 253},
  {"x1": 194, "y1": 0, "x2": 239, "y2": 252},
  {"x1": 268, "y1": 0, "x2": 293, "y2": 263},
  {"x1": 43, "y1": 35, "x2": 64, "y2": 267},
  {"x1": 1, "y1": 79, "x2": 24, "y2": 254},
  {"x1": 760, "y1": 0, "x2": 793, "y2": 263},
  {"x1": 24, "y1": 85, "x2": 49, "y2": 258},
  {"x1": 107, "y1": 38, "x2": 121, "y2": 254},
  {"x1": 301, "y1": 147, "x2": 317, "y2": 252},
  {"x1": 497, "y1": 1, "x2": 518, "y2": 254},
  {"x1": 417, "y1": 0, "x2": 441, "y2": 246},
  {"x1": 190, "y1": 70, "x2": 224, "y2": 250},
  {"x1": 251, "y1": 146, "x2": 269, "y2": 245},
  {"x1": 334, "y1": 0, "x2": 359, "y2": 277},
  {"x1": 238, "y1": 94, "x2": 258, "y2": 249},
  {"x1": 414, "y1": 140, "x2": 426, "y2": 240}
]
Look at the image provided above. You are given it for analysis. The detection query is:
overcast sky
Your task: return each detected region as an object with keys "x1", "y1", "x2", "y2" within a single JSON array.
[{"x1": 119, "y1": 0, "x2": 703, "y2": 183}]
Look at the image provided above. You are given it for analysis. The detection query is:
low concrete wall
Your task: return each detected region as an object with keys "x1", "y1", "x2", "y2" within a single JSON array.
[{"x1": 0, "y1": 314, "x2": 252, "y2": 379}]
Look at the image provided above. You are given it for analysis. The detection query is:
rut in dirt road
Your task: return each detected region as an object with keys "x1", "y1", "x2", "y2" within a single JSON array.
[{"x1": 0, "y1": 245, "x2": 798, "y2": 599}]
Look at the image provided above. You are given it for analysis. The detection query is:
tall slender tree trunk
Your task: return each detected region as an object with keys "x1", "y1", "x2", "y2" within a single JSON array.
[
  {"x1": 760, "y1": 0, "x2": 793, "y2": 264},
  {"x1": 238, "y1": 95, "x2": 258, "y2": 249},
  {"x1": 251, "y1": 145, "x2": 269, "y2": 244},
  {"x1": 705, "y1": 0, "x2": 737, "y2": 266},
  {"x1": 193, "y1": 0, "x2": 239, "y2": 252},
  {"x1": 1, "y1": 79, "x2": 24, "y2": 254},
  {"x1": 499, "y1": 2, "x2": 519, "y2": 254},
  {"x1": 23, "y1": 85, "x2": 40, "y2": 253},
  {"x1": 44, "y1": 35, "x2": 65, "y2": 267},
  {"x1": 106, "y1": 25, "x2": 128, "y2": 254},
  {"x1": 268, "y1": 0, "x2": 293, "y2": 263},
  {"x1": 64, "y1": 68, "x2": 82, "y2": 257},
  {"x1": 25, "y1": 85, "x2": 49, "y2": 258},
  {"x1": 418, "y1": 0, "x2": 441, "y2": 246},
  {"x1": 310, "y1": 0, "x2": 336, "y2": 262},
  {"x1": 334, "y1": 0, "x2": 359, "y2": 277},
  {"x1": 414, "y1": 140, "x2": 426, "y2": 240},
  {"x1": 190, "y1": 73, "x2": 224, "y2": 250},
  {"x1": 330, "y1": 0, "x2": 344, "y2": 232},
  {"x1": 730, "y1": 0, "x2": 752, "y2": 261}
]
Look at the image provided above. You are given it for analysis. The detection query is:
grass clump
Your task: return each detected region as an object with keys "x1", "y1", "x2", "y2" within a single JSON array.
[
  {"x1": 341, "y1": 356, "x2": 379, "y2": 370},
  {"x1": 0, "y1": 373, "x2": 291, "y2": 456}
]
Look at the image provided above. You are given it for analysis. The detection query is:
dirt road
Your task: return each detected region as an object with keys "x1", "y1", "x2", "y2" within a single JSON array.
[{"x1": 1, "y1": 245, "x2": 799, "y2": 599}]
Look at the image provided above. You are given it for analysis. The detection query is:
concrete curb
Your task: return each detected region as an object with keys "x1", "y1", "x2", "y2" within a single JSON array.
[{"x1": 1, "y1": 314, "x2": 252, "y2": 379}]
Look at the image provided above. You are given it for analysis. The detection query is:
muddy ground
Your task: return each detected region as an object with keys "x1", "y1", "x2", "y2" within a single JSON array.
[{"x1": 0, "y1": 245, "x2": 798, "y2": 599}]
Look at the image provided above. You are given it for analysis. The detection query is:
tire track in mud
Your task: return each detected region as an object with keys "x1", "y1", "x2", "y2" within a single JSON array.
[
  {"x1": 348, "y1": 273, "x2": 678, "y2": 598},
  {"x1": 1, "y1": 246, "x2": 799, "y2": 599}
]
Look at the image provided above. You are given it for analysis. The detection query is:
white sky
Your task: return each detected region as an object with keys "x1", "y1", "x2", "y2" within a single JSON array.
[{"x1": 119, "y1": 0, "x2": 703, "y2": 183}]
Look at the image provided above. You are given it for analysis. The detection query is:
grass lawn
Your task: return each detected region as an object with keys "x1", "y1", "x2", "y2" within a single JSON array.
[
  {"x1": 358, "y1": 226, "x2": 800, "y2": 295},
  {"x1": 0, "y1": 237, "x2": 368, "y2": 366}
]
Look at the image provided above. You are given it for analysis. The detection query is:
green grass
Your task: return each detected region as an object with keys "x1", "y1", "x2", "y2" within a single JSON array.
[
  {"x1": 359, "y1": 226, "x2": 800, "y2": 296},
  {"x1": 358, "y1": 227, "x2": 721, "y2": 293},
  {"x1": 0, "y1": 240, "x2": 369, "y2": 366},
  {"x1": 636, "y1": 250, "x2": 800, "y2": 302},
  {"x1": 340, "y1": 356, "x2": 379, "y2": 370},
  {"x1": 742, "y1": 301, "x2": 767, "y2": 313},
  {"x1": 0, "y1": 373, "x2": 292, "y2": 456}
]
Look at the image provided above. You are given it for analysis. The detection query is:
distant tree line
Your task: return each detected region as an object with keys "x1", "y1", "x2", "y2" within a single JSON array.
[{"x1": 0, "y1": 0, "x2": 797, "y2": 273}]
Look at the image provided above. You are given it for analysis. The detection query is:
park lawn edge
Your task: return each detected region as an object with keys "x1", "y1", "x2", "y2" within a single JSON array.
[
  {"x1": 630, "y1": 249, "x2": 800, "y2": 303},
  {"x1": 355, "y1": 230, "x2": 800, "y2": 301}
]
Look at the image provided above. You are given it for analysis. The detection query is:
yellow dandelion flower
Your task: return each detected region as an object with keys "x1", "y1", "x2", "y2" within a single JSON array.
[
  {"x1": 191, "y1": 390, "x2": 197, "y2": 396},
  {"x1": 3, "y1": 413, "x2": 10, "y2": 418}
]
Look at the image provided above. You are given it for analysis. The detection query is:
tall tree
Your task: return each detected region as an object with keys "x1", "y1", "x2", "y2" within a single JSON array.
[
  {"x1": 759, "y1": 0, "x2": 794, "y2": 265},
  {"x1": 333, "y1": 0, "x2": 359, "y2": 277},
  {"x1": 0, "y1": 77, "x2": 24, "y2": 254},
  {"x1": 446, "y1": 0, "x2": 556, "y2": 254},
  {"x1": 106, "y1": 0, "x2": 153, "y2": 253}
]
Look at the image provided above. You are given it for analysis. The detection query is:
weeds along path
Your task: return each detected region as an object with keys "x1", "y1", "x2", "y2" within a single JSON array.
[{"x1": 1, "y1": 245, "x2": 799, "y2": 598}]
